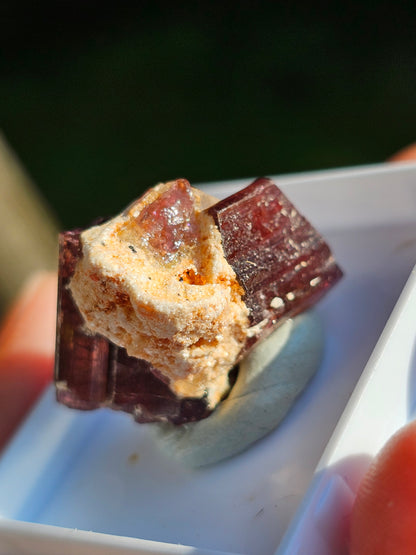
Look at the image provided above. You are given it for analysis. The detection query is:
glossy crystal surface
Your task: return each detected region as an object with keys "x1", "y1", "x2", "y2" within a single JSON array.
[
  {"x1": 55, "y1": 231, "x2": 109, "y2": 410},
  {"x1": 207, "y1": 177, "x2": 343, "y2": 343},
  {"x1": 134, "y1": 178, "x2": 199, "y2": 261}
]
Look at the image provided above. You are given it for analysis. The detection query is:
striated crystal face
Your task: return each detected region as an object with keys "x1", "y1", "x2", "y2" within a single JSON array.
[
  {"x1": 55, "y1": 231, "x2": 110, "y2": 409},
  {"x1": 134, "y1": 178, "x2": 199, "y2": 261},
  {"x1": 207, "y1": 177, "x2": 343, "y2": 342}
]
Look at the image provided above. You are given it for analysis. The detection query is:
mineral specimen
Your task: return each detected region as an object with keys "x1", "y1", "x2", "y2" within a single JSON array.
[{"x1": 55, "y1": 177, "x2": 342, "y2": 424}]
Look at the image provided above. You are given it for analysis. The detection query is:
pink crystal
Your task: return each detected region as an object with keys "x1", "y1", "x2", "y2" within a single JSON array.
[
  {"x1": 135, "y1": 178, "x2": 199, "y2": 260},
  {"x1": 55, "y1": 231, "x2": 109, "y2": 409}
]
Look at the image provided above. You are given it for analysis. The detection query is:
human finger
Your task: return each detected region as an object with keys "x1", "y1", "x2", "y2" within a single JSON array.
[
  {"x1": 0, "y1": 272, "x2": 57, "y2": 451},
  {"x1": 388, "y1": 142, "x2": 416, "y2": 162},
  {"x1": 349, "y1": 420, "x2": 416, "y2": 554}
]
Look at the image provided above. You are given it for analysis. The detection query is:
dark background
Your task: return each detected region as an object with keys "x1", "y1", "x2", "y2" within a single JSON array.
[{"x1": 1, "y1": 2, "x2": 415, "y2": 228}]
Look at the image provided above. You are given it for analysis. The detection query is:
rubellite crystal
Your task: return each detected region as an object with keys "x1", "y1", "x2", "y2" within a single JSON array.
[
  {"x1": 55, "y1": 231, "x2": 109, "y2": 410},
  {"x1": 207, "y1": 177, "x2": 343, "y2": 347}
]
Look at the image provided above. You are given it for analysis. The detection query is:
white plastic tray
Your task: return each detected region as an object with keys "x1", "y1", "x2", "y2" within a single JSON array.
[
  {"x1": 278, "y1": 263, "x2": 416, "y2": 554},
  {"x1": 0, "y1": 162, "x2": 415, "y2": 555}
]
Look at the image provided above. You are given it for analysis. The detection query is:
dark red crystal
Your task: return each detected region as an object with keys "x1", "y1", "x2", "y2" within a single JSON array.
[
  {"x1": 55, "y1": 231, "x2": 109, "y2": 409},
  {"x1": 107, "y1": 346, "x2": 211, "y2": 424},
  {"x1": 207, "y1": 177, "x2": 343, "y2": 344}
]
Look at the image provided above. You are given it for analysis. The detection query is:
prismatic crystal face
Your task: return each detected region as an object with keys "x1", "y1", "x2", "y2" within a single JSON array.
[
  {"x1": 55, "y1": 231, "x2": 110, "y2": 410},
  {"x1": 207, "y1": 177, "x2": 343, "y2": 339}
]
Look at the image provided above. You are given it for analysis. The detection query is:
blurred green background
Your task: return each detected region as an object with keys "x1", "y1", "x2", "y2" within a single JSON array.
[{"x1": 1, "y1": 2, "x2": 415, "y2": 228}]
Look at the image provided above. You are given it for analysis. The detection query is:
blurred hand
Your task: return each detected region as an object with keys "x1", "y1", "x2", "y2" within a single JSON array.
[
  {"x1": 348, "y1": 141, "x2": 416, "y2": 553},
  {"x1": 0, "y1": 272, "x2": 56, "y2": 451},
  {"x1": 350, "y1": 420, "x2": 416, "y2": 554},
  {"x1": 388, "y1": 142, "x2": 416, "y2": 162}
]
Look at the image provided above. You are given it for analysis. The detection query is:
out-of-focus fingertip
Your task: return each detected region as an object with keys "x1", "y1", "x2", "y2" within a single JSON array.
[
  {"x1": 0, "y1": 271, "x2": 57, "y2": 450},
  {"x1": 0, "y1": 271, "x2": 57, "y2": 361},
  {"x1": 388, "y1": 143, "x2": 416, "y2": 162}
]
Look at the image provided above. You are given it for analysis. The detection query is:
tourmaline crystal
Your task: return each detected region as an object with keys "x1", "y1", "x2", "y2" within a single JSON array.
[
  {"x1": 207, "y1": 177, "x2": 343, "y2": 346},
  {"x1": 134, "y1": 178, "x2": 199, "y2": 261},
  {"x1": 55, "y1": 231, "x2": 109, "y2": 410}
]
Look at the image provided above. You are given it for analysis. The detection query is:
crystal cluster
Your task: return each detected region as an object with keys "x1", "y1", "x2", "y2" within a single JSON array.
[{"x1": 55, "y1": 177, "x2": 342, "y2": 423}]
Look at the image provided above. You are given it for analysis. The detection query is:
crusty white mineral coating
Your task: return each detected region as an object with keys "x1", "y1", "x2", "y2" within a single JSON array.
[
  {"x1": 154, "y1": 311, "x2": 323, "y2": 467},
  {"x1": 69, "y1": 181, "x2": 250, "y2": 406}
]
